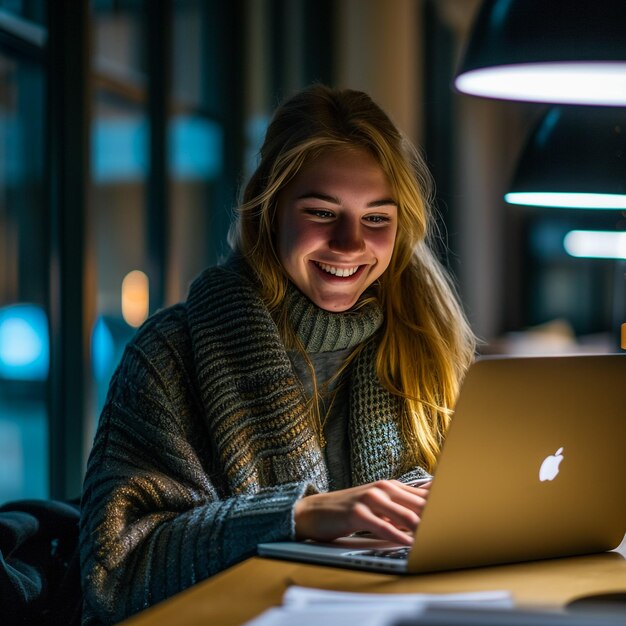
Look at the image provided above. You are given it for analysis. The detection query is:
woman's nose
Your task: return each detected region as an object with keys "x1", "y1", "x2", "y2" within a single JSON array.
[{"x1": 329, "y1": 218, "x2": 365, "y2": 253}]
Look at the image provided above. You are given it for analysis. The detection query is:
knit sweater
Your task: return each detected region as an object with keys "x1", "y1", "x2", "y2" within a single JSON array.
[{"x1": 79, "y1": 261, "x2": 429, "y2": 625}]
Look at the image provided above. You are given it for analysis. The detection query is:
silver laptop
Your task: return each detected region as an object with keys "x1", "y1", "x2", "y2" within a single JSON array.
[{"x1": 258, "y1": 353, "x2": 626, "y2": 574}]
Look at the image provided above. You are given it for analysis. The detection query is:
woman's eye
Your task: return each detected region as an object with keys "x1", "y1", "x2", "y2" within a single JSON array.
[
  {"x1": 306, "y1": 209, "x2": 335, "y2": 219},
  {"x1": 364, "y1": 214, "x2": 391, "y2": 224}
]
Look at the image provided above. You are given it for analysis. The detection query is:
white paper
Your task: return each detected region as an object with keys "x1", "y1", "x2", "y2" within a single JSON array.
[
  {"x1": 283, "y1": 585, "x2": 513, "y2": 609},
  {"x1": 243, "y1": 586, "x2": 514, "y2": 626},
  {"x1": 244, "y1": 605, "x2": 421, "y2": 626}
]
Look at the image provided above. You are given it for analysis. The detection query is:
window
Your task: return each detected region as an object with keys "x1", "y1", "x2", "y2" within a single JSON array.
[
  {"x1": 0, "y1": 0, "x2": 335, "y2": 506},
  {"x1": 0, "y1": 7, "x2": 48, "y2": 502},
  {"x1": 91, "y1": 0, "x2": 149, "y2": 413},
  {"x1": 0, "y1": 1, "x2": 45, "y2": 26}
]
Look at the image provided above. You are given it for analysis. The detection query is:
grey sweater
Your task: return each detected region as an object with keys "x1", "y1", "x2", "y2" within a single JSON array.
[{"x1": 79, "y1": 262, "x2": 428, "y2": 624}]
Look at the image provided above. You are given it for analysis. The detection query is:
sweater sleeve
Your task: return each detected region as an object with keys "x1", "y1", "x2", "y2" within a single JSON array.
[{"x1": 79, "y1": 307, "x2": 312, "y2": 625}]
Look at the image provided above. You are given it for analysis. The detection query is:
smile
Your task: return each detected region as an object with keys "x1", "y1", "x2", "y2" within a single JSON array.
[{"x1": 315, "y1": 262, "x2": 360, "y2": 278}]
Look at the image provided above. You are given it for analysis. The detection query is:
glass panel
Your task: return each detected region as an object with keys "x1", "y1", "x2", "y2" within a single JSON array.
[
  {"x1": 168, "y1": 113, "x2": 223, "y2": 302},
  {"x1": 91, "y1": 0, "x2": 148, "y2": 414},
  {"x1": 0, "y1": 0, "x2": 45, "y2": 26},
  {"x1": 168, "y1": 0, "x2": 225, "y2": 303},
  {"x1": 92, "y1": 0, "x2": 147, "y2": 79},
  {"x1": 0, "y1": 52, "x2": 47, "y2": 503}
]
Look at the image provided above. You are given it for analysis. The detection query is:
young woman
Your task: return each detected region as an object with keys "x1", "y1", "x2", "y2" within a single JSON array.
[{"x1": 79, "y1": 84, "x2": 476, "y2": 624}]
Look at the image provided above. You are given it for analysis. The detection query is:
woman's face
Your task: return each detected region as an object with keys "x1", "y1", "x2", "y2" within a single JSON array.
[{"x1": 276, "y1": 147, "x2": 398, "y2": 312}]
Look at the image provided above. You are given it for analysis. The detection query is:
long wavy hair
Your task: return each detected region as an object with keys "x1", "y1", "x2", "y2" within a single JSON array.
[{"x1": 229, "y1": 84, "x2": 476, "y2": 473}]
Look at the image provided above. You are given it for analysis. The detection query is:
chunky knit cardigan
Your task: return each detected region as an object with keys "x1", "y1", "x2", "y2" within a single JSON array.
[{"x1": 79, "y1": 261, "x2": 428, "y2": 624}]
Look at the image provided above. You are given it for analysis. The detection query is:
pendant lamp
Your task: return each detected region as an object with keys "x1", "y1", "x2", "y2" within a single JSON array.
[
  {"x1": 455, "y1": 0, "x2": 626, "y2": 106},
  {"x1": 505, "y1": 106, "x2": 626, "y2": 210}
]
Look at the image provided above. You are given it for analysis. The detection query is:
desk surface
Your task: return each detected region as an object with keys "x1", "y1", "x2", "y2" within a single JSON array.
[{"x1": 123, "y1": 536, "x2": 626, "y2": 626}]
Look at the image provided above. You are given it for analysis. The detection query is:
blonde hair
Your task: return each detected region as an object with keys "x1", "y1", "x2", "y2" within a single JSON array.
[{"x1": 229, "y1": 85, "x2": 476, "y2": 473}]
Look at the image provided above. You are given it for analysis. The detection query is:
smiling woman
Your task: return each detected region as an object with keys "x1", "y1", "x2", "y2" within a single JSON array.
[
  {"x1": 79, "y1": 84, "x2": 476, "y2": 624},
  {"x1": 276, "y1": 148, "x2": 397, "y2": 312}
]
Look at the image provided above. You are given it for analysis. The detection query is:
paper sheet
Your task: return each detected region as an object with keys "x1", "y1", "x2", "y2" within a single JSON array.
[{"x1": 243, "y1": 585, "x2": 514, "y2": 626}]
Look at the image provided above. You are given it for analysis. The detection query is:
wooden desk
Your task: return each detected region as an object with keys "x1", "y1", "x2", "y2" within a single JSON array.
[{"x1": 122, "y1": 536, "x2": 626, "y2": 626}]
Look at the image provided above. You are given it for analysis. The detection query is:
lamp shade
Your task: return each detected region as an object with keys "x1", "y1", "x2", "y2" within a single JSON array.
[
  {"x1": 505, "y1": 106, "x2": 626, "y2": 209},
  {"x1": 455, "y1": 0, "x2": 626, "y2": 105}
]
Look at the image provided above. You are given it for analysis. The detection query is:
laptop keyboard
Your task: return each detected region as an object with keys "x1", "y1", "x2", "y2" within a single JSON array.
[{"x1": 355, "y1": 547, "x2": 410, "y2": 560}]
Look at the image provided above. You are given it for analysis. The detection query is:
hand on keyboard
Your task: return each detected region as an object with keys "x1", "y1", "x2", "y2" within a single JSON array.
[{"x1": 294, "y1": 479, "x2": 431, "y2": 545}]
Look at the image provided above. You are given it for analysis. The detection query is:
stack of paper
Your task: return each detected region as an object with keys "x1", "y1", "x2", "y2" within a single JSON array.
[{"x1": 243, "y1": 585, "x2": 514, "y2": 626}]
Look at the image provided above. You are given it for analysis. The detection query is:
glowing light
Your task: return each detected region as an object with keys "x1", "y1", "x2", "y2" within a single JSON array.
[
  {"x1": 121, "y1": 270, "x2": 149, "y2": 328},
  {"x1": 455, "y1": 63, "x2": 626, "y2": 106},
  {"x1": 505, "y1": 192, "x2": 626, "y2": 210},
  {"x1": 91, "y1": 317, "x2": 115, "y2": 380},
  {"x1": 563, "y1": 230, "x2": 626, "y2": 260},
  {"x1": 0, "y1": 304, "x2": 49, "y2": 380}
]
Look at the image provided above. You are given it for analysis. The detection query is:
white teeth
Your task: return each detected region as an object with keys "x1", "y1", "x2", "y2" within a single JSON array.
[{"x1": 316, "y1": 262, "x2": 359, "y2": 277}]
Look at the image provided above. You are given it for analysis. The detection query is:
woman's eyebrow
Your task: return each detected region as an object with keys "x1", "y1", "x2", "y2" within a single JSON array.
[
  {"x1": 296, "y1": 192, "x2": 341, "y2": 204},
  {"x1": 296, "y1": 192, "x2": 397, "y2": 208},
  {"x1": 368, "y1": 198, "x2": 398, "y2": 208}
]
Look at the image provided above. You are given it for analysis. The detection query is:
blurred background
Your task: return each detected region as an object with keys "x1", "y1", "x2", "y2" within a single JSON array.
[{"x1": 0, "y1": 0, "x2": 624, "y2": 504}]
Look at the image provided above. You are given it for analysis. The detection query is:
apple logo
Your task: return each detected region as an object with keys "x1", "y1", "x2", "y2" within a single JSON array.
[{"x1": 539, "y1": 447, "x2": 564, "y2": 481}]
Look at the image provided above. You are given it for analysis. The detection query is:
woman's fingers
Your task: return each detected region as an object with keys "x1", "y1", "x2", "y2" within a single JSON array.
[
  {"x1": 294, "y1": 478, "x2": 432, "y2": 543},
  {"x1": 350, "y1": 502, "x2": 415, "y2": 545},
  {"x1": 355, "y1": 483, "x2": 422, "y2": 532}
]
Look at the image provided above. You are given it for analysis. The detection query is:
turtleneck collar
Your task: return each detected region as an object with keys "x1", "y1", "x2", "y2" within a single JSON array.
[{"x1": 285, "y1": 282, "x2": 383, "y2": 353}]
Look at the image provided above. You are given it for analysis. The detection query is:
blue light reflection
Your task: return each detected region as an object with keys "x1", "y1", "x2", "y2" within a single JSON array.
[{"x1": 0, "y1": 304, "x2": 49, "y2": 381}]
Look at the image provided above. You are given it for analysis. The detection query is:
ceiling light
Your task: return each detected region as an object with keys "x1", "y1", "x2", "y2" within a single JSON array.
[
  {"x1": 455, "y1": 0, "x2": 626, "y2": 106},
  {"x1": 563, "y1": 230, "x2": 626, "y2": 260},
  {"x1": 505, "y1": 107, "x2": 626, "y2": 209}
]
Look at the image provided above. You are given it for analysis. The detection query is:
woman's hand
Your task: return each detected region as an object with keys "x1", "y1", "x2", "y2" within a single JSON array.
[{"x1": 294, "y1": 480, "x2": 431, "y2": 545}]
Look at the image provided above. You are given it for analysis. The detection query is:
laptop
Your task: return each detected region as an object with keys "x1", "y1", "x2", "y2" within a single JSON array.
[{"x1": 258, "y1": 353, "x2": 626, "y2": 574}]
